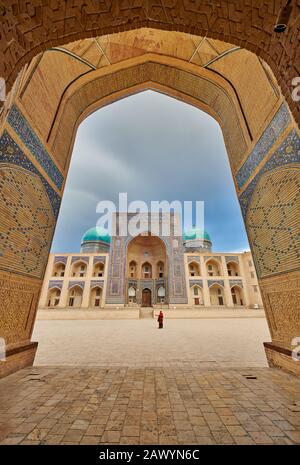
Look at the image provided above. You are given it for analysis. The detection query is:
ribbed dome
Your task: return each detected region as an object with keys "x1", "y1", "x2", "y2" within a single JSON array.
[
  {"x1": 183, "y1": 228, "x2": 211, "y2": 243},
  {"x1": 81, "y1": 226, "x2": 111, "y2": 245}
]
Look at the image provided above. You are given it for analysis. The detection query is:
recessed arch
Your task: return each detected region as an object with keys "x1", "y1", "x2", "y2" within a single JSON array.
[
  {"x1": 1, "y1": 3, "x2": 299, "y2": 125},
  {"x1": 0, "y1": 22, "x2": 299, "y2": 376}
]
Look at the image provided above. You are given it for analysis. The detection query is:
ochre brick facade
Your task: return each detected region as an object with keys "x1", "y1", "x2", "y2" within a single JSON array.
[{"x1": 0, "y1": 24, "x2": 299, "y2": 377}]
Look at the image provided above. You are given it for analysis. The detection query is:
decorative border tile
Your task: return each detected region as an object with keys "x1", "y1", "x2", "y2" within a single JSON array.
[
  {"x1": 229, "y1": 279, "x2": 243, "y2": 288},
  {"x1": 208, "y1": 280, "x2": 224, "y2": 287},
  {"x1": 225, "y1": 256, "x2": 239, "y2": 263},
  {"x1": 93, "y1": 256, "x2": 106, "y2": 264},
  {"x1": 68, "y1": 281, "x2": 85, "y2": 289},
  {"x1": 48, "y1": 280, "x2": 63, "y2": 289},
  {"x1": 236, "y1": 104, "x2": 291, "y2": 189},
  {"x1": 7, "y1": 105, "x2": 64, "y2": 190},
  {"x1": 0, "y1": 130, "x2": 61, "y2": 218},
  {"x1": 71, "y1": 256, "x2": 89, "y2": 264},
  {"x1": 239, "y1": 129, "x2": 300, "y2": 218},
  {"x1": 189, "y1": 280, "x2": 203, "y2": 287},
  {"x1": 90, "y1": 280, "x2": 104, "y2": 288},
  {"x1": 54, "y1": 256, "x2": 68, "y2": 264}
]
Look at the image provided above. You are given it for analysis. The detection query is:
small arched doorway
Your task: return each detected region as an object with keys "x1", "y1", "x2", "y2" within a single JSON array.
[{"x1": 142, "y1": 288, "x2": 152, "y2": 307}]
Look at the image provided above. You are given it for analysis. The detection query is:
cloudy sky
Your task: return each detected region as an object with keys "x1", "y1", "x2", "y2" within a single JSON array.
[{"x1": 51, "y1": 90, "x2": 250, "y2": 253}]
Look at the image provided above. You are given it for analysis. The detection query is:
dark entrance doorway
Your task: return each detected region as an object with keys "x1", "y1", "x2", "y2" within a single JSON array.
[{"x1": 142, "y1": 288, "x2": 151, "y2": 307}]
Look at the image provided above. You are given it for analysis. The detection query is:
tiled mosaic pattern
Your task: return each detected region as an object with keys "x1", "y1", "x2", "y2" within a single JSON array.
[
  {"x1": 7, "y1": 105, "x2": 64, "y2": 190},
  {"x1": 236, "y1": 104, "x2": 291, "y2": 189},
  {"x1": 0, "y1": 366, "x2": 299, "y2": 445},
  {"x1": 246, "y1": 168, "x2": 300, "y2": 278},
  {"x1": 239, "y1": 129, "x2": 300, "y2": 218},
  {"x1": 0, "y1": 131, "x2": 61, "y2": 218},
  {"x1": 0, "y1": 165, "x2": 55, "y2": 278},
  {"x1": 68, "y1": 281, "x2": 85, "y2": 289},
  {"x1": 189, "y1": 280, "x2": 203, "y2": 287},
  {"x1": 229, "y1": 280, "x2": 243, "y2": 288},
  {"x1": 208, "y1": 280, "x2": 224, "y2": 287},
  {"x1": 49, "y1": 281, "x2": 63, "y2": 289},
  {"x1": 91, "y1": 281, "x2": 104, "y2": 288},
  {"x1": 71, "y1": 256, "x2": 89, "y2": 264},
  {"x1": 225, "y1": 256, "x2": 239, "y2": 263},
  {"x1": 54, "y1": 256, "x2": 68, "y2": 264}
]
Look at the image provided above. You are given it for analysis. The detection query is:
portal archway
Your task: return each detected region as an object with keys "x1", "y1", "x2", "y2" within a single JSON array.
[
  {"x1": 1, "y1": 3, "x2": 299, "y2": 126},
  {"x1": 0, "y1": 27, "x2": 299, "y2": 377}
]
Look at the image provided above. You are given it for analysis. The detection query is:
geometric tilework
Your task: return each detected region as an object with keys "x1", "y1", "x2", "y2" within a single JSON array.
[
  {"x1": 7, "y1": 105, "x2": 64, "y2": 190},
  {"x1": 71, "y1": 256, "x2": 89, "y2": 264},
  {"x1": 208, "y1": 280, "x2": 224, "y2": 287},
  {"x1": 236, "y1": 103, "x2": 291, "y2": 189},
  {"x1": 90, "y1": 280, "x2": 104, "y2": 288},
  {"x1": 0, "y1": 165, "x2": 56, "y2": 279},
  {"x1": 225, "y1": 256, "x2": 239, "y2": 263},
  {"x1": 93, "y1": 256, "x2": 106, "y2": 264},
  {"x1": 0, "y1": 130, "x2": 61, "y2": 218},
  {"x1": 54, "y1": 256, "x2": 67, "y2": 264},
  {"x1": 189, "y1": 279, "x2": 203, "y2": 288},
  {"x1": 246, "y1": 168, "x2": 300, "y2": 279},
  {"x1": 187, "y1": 256, "x2": 200, "y2": 263},
  {"x1": 229, "y1": 279, "x2": 243, "y2": 288},
  {"x1": 239, "y1": 129, "x2": 300, "y2": 218},
  {"x1": 48, "y1": 280, "x2": 63, "y2": 289},
  {"x1": 68, "y1": 281, "x2": 85, "y2": 289}
]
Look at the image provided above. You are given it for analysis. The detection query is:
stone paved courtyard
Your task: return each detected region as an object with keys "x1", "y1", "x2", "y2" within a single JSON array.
[
  {"x1": 0, "y1": 318, "x2": 300, "y2": 445},
  {"x1": 33, "y1": 318, "x2": 270, "y2": 367}
]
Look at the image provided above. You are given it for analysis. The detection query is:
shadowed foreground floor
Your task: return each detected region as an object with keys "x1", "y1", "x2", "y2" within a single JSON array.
[{"x1": 0, "y1": 366, "x2": 299, "y2": 445}]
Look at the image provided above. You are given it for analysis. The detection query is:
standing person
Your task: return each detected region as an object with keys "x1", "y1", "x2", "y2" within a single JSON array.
[{"x1": 156, "y1": 310, "x2": 164, "y2": 329}]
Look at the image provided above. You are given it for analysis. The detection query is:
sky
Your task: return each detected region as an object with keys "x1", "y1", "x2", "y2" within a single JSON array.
[{"x1": 51, "y1": 90, "x2": 250, "y2": 254}]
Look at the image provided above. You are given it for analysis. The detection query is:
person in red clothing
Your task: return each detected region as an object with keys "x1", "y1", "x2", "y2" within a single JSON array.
[{"x1": 157, "y1": 310, "x2": 164, "y2": 329}]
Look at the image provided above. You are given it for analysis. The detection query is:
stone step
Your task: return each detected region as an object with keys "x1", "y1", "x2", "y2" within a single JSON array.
[{"x1": 139, "y1": 308, "x2": 154, "y2": 319}]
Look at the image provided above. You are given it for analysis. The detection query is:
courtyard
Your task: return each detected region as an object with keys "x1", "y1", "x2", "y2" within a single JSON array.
[
  {"x1": 0, "y1": 317, "x2": 300, "y2": 445},
  {"x1": 33, "y1": 317, "x2": 270, "y2": 368}
]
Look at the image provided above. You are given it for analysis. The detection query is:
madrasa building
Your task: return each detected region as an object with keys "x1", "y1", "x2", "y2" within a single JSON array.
[{"x1": 39, "y1": 213, "x2": 263, "y2": 314}]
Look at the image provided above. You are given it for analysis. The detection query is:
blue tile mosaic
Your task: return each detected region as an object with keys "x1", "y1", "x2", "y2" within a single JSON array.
[
  {"x1": 189, "y1": 280, "x2": 203, "y2": 288},
  {"x1": 236, "y1": 104, "x2": 291, "y2": 189},
  {"x1": 239, "y1": 129, "x2": 300, "y2": 217},
  {"x1": 229, "y1": 280, "x2": 243, "y2": 288},
  {"x1": 54, "y1": 256, "x2": 68, "y2": 264},
  {"x1": 48, "y1": 280, "x2": 63, "y2": 289},
  {"x1": 208, "y1": 280, "x2": 224, "y2": 287},
  {"x1": 7, "y1": 105, "x2": 64, "y2": 190},
  {"x1": 0, "y1": 130, "x2": 61, "y2": 218},
  {"x1": 71, "y1": 256, "x2": 89, "y2": 264},
  {"x1": 68, "y1": 281, "x2": 85, "y2": 289},
  {"x1": 91, "y1": 280, "x2": 104, "y2": 288}
]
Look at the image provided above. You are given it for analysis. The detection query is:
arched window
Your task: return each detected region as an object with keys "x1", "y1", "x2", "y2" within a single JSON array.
[
  {"x1": 157, "y1": 286, "x2": 165, "y2": 303},
  {"x1": 129, "y1": 261, "x2": 137, "y2": 278},
  {"x1": 142, "y1": 262, "x2": 152, "y2": 279},
  {"x1": 191, "y1": 285, "x2": 203, "y2": 306},
  {"x1": 47, "y1": 288, "x2": 61, "y2": 307},
  {"x1": 128, "y1": 286, "x2": 137, "y2": 305},
  {"x1": 93, "y1": 262, "x2": 104, "y2": 277},
  {"x1": 71, "y1": 260, "x2": 87, "y2": 277},
  {"x1": 68, "y1": 285, "x2": 83, "y2": 307},
  {"x1": 209, "y1": 284, "x2": 225, "y2": 306},
  {"x1": 231, "y1": 286, "x2": 244, "y2": 306},
  {"x1": 157, "y1": 261, "x2": 164, "y2": 278},
  {"x1": 227, "y1": 261, "x2": 239, "y2": 276},
  {"x1": 206, "y1": 259, "x2": 221, "y2": 277},
  {"x1": 90, "y1": 286, "x2": 102, "y2": 308},
  {"x1": 188, "y1": 261, "x2": 200, "y2": 277},
  {"x1": 52, "y1": 262, "x2": 65, "y2": 277}
]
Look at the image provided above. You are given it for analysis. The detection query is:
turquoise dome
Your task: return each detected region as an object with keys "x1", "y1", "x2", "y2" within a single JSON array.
[
  {"x1": 81, "y1": 227, "x2": 111, "y2": 244},
  {"x1": 183, "y1": 227, "x2": 211, "y2": 242}
]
